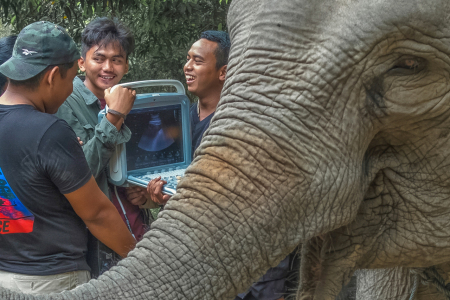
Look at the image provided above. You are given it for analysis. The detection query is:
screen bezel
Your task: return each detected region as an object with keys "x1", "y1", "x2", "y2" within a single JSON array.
[{"x1": 125, "y1": 93, "x2": 192, "y2": 176}]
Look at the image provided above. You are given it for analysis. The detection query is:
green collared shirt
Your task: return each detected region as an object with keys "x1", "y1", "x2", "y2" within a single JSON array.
[{"x1": 54, "y1": 77, "x2": 131, "y2": 198}]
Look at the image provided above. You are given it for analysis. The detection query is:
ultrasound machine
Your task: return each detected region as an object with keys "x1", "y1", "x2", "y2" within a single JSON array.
[{"x1": 99, "y1": 80, "x2": 192, "y2": 195}]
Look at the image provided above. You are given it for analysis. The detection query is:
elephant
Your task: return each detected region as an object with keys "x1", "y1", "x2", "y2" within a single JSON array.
[
  {"x1": 2, "y1": 0, "x2": 450, "y2": 299},
  {"x1": 356, "y1": 266, "x2": 450, "y2": 300}
]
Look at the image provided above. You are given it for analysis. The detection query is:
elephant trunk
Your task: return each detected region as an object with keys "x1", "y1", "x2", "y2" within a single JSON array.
[{"x1": 125, "y1": 44, "x2": 370, "y2": 297}]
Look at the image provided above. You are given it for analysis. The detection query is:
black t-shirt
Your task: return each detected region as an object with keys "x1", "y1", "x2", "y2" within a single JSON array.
[
  {"x1": 190, "y1": 103, "x2": 215, "y2": 155},
  {"x1": 0, "y1": 104, "x2": 92, "y2": 275}
]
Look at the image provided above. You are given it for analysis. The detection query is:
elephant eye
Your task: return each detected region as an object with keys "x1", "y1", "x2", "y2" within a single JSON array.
[{"x1": 388, "y1": 57, "x2": 426, "y2": 75}]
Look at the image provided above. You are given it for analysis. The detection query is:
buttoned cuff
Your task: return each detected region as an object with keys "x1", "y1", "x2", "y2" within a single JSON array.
[{"x1": 97, "y1": 116, "x2": 132, "y2": 148}]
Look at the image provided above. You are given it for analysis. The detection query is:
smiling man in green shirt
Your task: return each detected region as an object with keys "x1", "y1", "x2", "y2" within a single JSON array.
[
  {"x1": 55, "y1": 17, "x2": 161, "y2": 277},
  {"x1": 55, "y1": 17, "x2": 134, "y2": 199}
]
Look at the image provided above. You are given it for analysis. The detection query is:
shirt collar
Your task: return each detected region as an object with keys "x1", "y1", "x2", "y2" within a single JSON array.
[{"x1": 72, "y1": 76, "x2": 98, "y2": 106}]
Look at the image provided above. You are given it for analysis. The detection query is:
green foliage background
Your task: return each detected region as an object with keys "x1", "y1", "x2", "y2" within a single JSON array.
[{"x1": 0, "y1": 0, "x2": 231, "y2": 98}]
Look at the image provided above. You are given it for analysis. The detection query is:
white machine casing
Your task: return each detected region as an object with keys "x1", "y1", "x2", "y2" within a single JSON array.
[{"x1": 98, "y1": 80, "x2": 192, "y2": 187}]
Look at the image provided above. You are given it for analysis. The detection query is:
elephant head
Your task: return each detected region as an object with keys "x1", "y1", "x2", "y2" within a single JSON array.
[{"x1": 2, "y1": 0, "x2": 450, "y2": 299}]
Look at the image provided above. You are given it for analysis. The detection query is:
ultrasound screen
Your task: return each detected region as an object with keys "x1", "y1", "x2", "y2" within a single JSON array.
[{"x1": 125, "y1": 104, "x2": 184, "y2": 171}]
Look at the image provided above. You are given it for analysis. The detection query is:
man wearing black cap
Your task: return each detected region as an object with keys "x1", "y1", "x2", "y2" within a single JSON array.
[{"x1": 0, "y1": 21, "x2": 136, "y2": 294}]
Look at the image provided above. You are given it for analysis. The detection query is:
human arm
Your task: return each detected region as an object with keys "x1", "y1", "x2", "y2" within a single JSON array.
[
  {"x1": 65, "y1": 176, "x2": 136, "y2": 257},
  {"x1": 146, "y1": 177, "x2": 171, "y2": 205},
  {"x1": 39, "y1": 120, "x2": 136, "y2": 257}
]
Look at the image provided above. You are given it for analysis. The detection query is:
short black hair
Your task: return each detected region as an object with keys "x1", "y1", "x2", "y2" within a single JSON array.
[
  {"x1": 81, "y1": 17, "x2": 135, "y2": 59},
  {"x1": 9, "y1": 60, "x2": 76, "y2": 91},
  {"x1": 200, "y1": 31, "x2": 230, "y2": 70},
  {"x1": 0, "y1": 35, "x2": 17, "y2": 91}
]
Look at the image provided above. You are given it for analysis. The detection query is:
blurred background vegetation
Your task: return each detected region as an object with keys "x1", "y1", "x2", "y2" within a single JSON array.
[{"x1": 0, "y1": 0, "x2": 231, "y2": 99}]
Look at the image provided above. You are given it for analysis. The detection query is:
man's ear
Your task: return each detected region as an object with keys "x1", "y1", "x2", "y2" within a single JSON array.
[
  {"x1": 78, "y1": 57, "x2": 86, "y2": 72},
  {"x1": 46, "y1": 66, "x2": 60, "y2": 87},
  {"x1": 125, "y1": 59, "x2": 129, "y2": 74},
  {"x1": 219, "y1": 65, "x2": 227, "y2": 81}
]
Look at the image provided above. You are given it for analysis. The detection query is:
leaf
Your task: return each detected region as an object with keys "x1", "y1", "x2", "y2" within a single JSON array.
[
  {"x1": 10, "y1": 15, "x2": 16, "y2": 25},
  {"x1": 178, "y1": 3, "x2": 186, "y2": 14}
]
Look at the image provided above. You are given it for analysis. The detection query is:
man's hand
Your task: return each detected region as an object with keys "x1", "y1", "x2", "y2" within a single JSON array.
[
  {"x1": 147, "y1": 177, "x2": 171, "y2": 205},
  {"x1": 104, "y1": 86, "x2": 136, "y2": 130},
  {"x1": 77, "y1": 137, "x2": 83, "y2": 146},
  {"x1": 126, "y1": 186, "x2": 148, "y2": 206},
  {"x1": 126, "y1": 185, "x2": 169, "y2": 208}
]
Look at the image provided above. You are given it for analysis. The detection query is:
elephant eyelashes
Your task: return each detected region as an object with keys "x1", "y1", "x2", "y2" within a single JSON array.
[{"x1": 388, "y1": 57, "x2": 426, "y2": 75}]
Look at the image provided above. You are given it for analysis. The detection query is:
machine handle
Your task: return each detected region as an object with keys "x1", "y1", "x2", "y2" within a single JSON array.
[{"x1": 111, "y1": 79, "x2": 185, "y2": 94}]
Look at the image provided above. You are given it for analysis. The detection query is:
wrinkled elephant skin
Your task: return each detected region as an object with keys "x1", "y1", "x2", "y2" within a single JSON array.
[{"x1": 2, "y1": 0, "x2": 450, "y2": 299}]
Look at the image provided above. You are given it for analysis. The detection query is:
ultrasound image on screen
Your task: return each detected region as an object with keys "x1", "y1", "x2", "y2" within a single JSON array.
[{"x1": 125, "y1": 104, "x2": 183, "y2": 171}]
